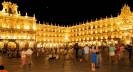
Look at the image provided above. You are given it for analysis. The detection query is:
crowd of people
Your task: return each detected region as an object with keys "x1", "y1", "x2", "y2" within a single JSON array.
[
  {"x1": 20, "y1": 48, "x2": 33, "y2": 68},
  {"x1": 74, "y1": 43, "x2": 133, "y2": 71},
  {"x1": 0, "y1": 43, "x2": 133, "y2": 71}
]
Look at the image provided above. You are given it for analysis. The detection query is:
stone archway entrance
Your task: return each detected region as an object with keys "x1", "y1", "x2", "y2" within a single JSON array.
[
  {"x1": 0, "y1": 41, "x2": 4, "y2": 49},
  {"x1": 16, "y1": 40, "x2": 26, "y2": 49},
  {"x1": 6, "y1": 40, "x2": 19, "y2": 58},
  {"x1": 35, "y1": 42, "x2": 43, "y2": 57},
  {"x1": 28, "y1": 41, "x2": 35, "y2": 49},
  {"x1": 0, "y1": 41, "x2": 4, "y2": 54},
  {"x1": 7, "y1": 41, "x2": 17, "y2": 49},
  {"x1": 36, "y1": 42, "x2": 43, "y2": 48}
]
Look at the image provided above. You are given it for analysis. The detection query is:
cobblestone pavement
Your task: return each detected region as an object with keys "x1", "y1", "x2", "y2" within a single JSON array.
[{"x1": 0, "y1": 55, "x2": 133, "y2": 72}]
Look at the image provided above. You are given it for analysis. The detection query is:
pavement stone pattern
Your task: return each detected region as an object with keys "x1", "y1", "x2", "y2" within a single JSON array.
[{"x1": 0, "y1": 55, "x2": 133, "y2": 72}]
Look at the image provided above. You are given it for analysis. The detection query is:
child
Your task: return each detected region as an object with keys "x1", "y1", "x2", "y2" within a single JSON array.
[{"x1": 78, "y1": 47, "x2": 84, "y2": 62}]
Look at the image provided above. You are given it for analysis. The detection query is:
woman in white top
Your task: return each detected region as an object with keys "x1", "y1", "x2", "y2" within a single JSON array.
[{"x1": 21, "y1": 48, "x2": 27, "y2": 67}]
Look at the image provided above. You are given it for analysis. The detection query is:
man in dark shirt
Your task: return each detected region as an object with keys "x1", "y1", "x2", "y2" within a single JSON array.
[
  {"x1": 74, "y1": 43, "x2": 80, "y2": 60},
  {"x1": 125, "y1": 44, "x2": 132, "y2": 60}
]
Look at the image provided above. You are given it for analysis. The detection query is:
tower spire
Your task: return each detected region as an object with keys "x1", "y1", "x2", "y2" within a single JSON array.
[
  {"x1": 24, "y1": 12, "x2": 27, "y2": 18},
  {"x1": 26, "y1": 12, "x2": 28, "y2": 16},
  {"x1": 18, "y1": 11, "x2": 20, "y2": 15},
  {"x1": 33, "y1": 13, "x2": 36, "y2": 20},
  {"x1": 119, "y1": 3, "x2": 132, "y2": 17}
]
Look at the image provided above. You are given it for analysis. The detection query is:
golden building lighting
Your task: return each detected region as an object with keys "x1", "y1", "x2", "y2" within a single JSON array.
[{"x1": 0, "y1": 1, "x2": 133, "y2": 49}]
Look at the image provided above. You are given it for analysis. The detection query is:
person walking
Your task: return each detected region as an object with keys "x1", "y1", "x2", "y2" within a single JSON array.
[
  {"x1": 20, "y1": 48, "x2": 27, "y2": 68},
  {"x1": 74, "y1": 43, "x2": 80, "y2": 60},
  {"x1": 91, "y1": 46, "x2": 97, "y2": 71},
  {"x1": 109, "y1": 44, "x2": 116, "y2": 64},
  {"x1": 84, "y1": 44, "x2": 89, "y2": 62},
  {"x1": 26, "y1": 48, "x2": 33, "y2": 67},
  {"x1": 125, "y1": 44, "x2": 132, "y2": 61},
  {"x1": 96, "y1": 46, "x2": 102, "y2": 68},
  {"x1": 78, "y1": 47, "x2": 84, "y2": 62}
]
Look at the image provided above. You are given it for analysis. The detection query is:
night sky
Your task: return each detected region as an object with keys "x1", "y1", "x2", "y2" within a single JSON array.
[{"x1": 0, "y1": 0, "x2": 133, "y2": 26}]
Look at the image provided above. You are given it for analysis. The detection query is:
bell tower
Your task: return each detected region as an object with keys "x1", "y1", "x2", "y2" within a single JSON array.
[
  {"x1": 119, "y1": 4, "x2": 132, "y2": 18},
  {"x1": 1, "y1": 1, "x2": 18, "y2": 15},
  {"x1": 2, "y1": 1, "x2": 10, "y2": 13}
]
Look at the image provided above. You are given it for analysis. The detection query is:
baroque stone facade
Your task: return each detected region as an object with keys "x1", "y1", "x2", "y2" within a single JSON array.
[{"x1": 0, "y1": 1, "x2": 133, "y2": 48}]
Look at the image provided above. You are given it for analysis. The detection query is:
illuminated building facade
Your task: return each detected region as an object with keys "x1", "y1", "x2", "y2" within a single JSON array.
[
  {"x1": 0, "y1": 1, "x2": 36, "y2": 49},
  {"x1": 0, "y1": 1, "x2": 133, "y2": 49},
  {"x1": 69, "y1": 4, "x2": 133, "y2": 46},
  {"x1": 36, "y1": 24, "x2": 67, "y2": 48}
]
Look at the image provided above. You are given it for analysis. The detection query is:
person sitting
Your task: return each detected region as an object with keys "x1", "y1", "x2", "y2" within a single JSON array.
[{"x1": 0, "y1": 65, "x2": 8, "y2": 72}]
